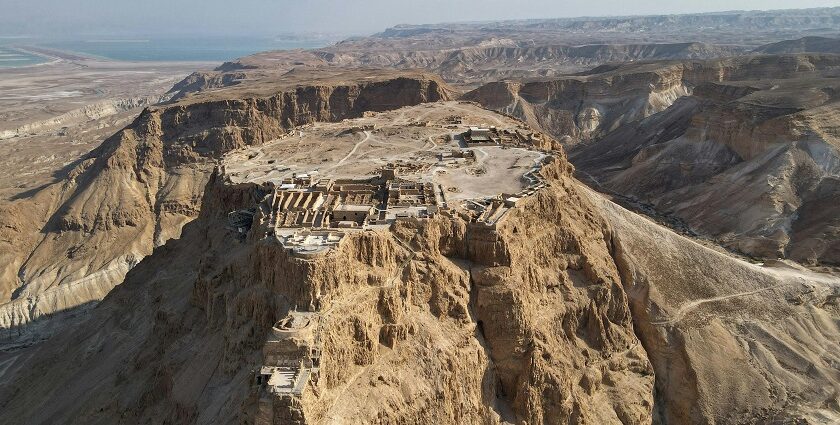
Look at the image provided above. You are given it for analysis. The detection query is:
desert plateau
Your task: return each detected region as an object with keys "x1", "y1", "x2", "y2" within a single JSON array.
[{"x1": 0, "y1": 3, "x2": 838, "y2": 425}]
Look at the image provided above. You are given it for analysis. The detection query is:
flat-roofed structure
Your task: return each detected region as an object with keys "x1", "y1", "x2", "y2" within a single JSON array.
[
  {"x1": 388, "y1": 180, "x2": 436, "y2": 207},
  {"x1": 255, "y1": 311, "x2": 323, "y2": 423},
  {"x1": 264, "y1": 169, "x2": 443, "y2": 251},
  {"x1": 331, "y1": 204, "x2": 375, "y2": 225},
  {"x1": 463, "y1": 126, "x2": 499, "y2": 146},
  {"x1": 219, "y1": 103, "x2": 557, "y2": 256}
]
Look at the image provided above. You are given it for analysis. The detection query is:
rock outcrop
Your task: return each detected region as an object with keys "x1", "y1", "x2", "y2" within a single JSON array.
[
  {"x1": 3, "y1": 22, "x2": 840, "y2": 422},
  {"x1": 0, "y1": 146, "x2": 658, "y2": 424},
  {"x1": 1, "y1": 122, "x2": 835, "y2": 424},
  {"x1": 0, "y1": 71, "x2": 453, "y2": 342},
  {"x1": 0, "y1": 95, "x2": 172, "y2": 141},
  {"x1": 207, "y1": 8, "x2": 840, "y2": 89},
  {"x1": 467, "y1": 54, "x2": 840, "y2": 264},
  {"x1": 465, "y1": 54, "x2": 840, "y2": 146},
  {"x1": 566, "y1": 58, "x2": 840, "y2": 264}
]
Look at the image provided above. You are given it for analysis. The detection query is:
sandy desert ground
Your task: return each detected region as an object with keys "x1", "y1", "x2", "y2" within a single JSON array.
[{"x1": 0, "y1": 52, "x2": 213, "y2": 199}]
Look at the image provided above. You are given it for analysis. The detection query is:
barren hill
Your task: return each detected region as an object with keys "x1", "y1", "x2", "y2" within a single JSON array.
[
  {"x1": 0, "y1": 71, "x2": 452, "y2": 345},
  {"x1": 465, "y1": 53, "x2": 840, "y2": 265},
  {"x1": 198, "y1": 7, "x2": 840, "y2": 90},
  {"x1": 0, "y1": 103, "x2": 835, "y2": 424},
  {"x1": 219, "y1": 42, "x2": 743, "y2": 88},
  {"x1": 754, "y1": 36, "x2": 840, "y2": 54},
  {"x1": 1, "y1": 7, "x2": 840, "y2": 425}
]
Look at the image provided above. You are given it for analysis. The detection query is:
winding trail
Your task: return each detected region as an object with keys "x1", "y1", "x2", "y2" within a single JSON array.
[
  {"x1": 651, "y1": 283, "x2": 789, "y2": 326},
  {"x1": 334, "y1": 130, "x2": 371, "y2": 168}
]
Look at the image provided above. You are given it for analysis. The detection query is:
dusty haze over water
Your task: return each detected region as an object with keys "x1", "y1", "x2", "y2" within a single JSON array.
[{"x1": 2, "y1": 0, "x2": 839, "y2": 37}]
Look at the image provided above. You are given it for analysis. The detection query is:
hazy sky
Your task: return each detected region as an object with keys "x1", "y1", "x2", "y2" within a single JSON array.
[{"x1": 2, "y1": 0, "x2": 838, "y2": 38}]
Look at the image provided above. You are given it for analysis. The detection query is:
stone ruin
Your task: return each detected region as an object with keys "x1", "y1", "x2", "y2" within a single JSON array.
[
  {"x1": 461, "y1": 126, "x2": 548, "y2": 148},
  {"x1": 254, "y1": 311, "x2": 322, "y2": 425},
  {"x1": 261, "y1": 169, "x2": 442, "y2": 255},
  {"x1": 245, "y1": 127, "x2": 557, "y2": 424}
]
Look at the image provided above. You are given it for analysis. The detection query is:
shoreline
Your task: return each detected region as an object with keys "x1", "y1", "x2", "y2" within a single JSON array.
[
  {"x1": 0, "y1": 46, "x2": 58, "y2": 69},
  {"x1": 1, "y1": 38, "x2": 332, "y2": 70},
  {"x1": 0, "y1": 45, "x2": 222, "y2": 73}
]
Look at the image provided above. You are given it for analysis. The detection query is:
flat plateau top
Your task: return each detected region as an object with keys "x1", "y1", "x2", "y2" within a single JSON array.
[
  {"x1": 172, "y1": 68, "x2": 447, "y2": 105},
  {"x1": 222, "y1": 101, "x2": 546, "y2": 201}
]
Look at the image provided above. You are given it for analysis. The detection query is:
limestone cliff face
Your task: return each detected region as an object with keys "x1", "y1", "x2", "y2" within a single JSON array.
[
  {"x1": 0, "y1": 126, "x2": 834, "y2": 425},
  {"x1": 298, "y1": 42, "x2": 742, "y2": 83},
  {"x1": 464, "y1": 54, "x2": 840, "y2": 147},
  {"x1": 464, "y1": 165, "x2": 653, "y2": 424},
  {"x1": 0, "y1": 151, "x2": 655, "y2": 425},
  {"x1": 463, "y1": 64, "x2": 691, "y2": 146},
  {"x1": 565, "y1": 56, "x2": 840, "y2": 265},
  {"x1": 0, "y1": 95, "x2": 171, "y2": 141},
  {"x1": 466, "y1": 54, "x2": 840, "y2": 264},
  {"x1": 0, "y1": 73, "x2": 454, "y2": 341},
  {"x1": 167, "y1": 71, "x2": 249, "y2": 101}
]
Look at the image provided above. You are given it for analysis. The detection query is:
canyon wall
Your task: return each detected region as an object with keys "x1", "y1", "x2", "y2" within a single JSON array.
[
  {"x1": 467, "y1": 54, "x2": 840, "y2": 264},
  {"x1": 464, "y1": 54, "x2": 840, "y2": 147}
]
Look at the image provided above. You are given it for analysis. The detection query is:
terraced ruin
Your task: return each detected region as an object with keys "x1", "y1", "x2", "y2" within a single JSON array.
[{"x1": 222, "y1": 102, "x2": 553, "y2": 254}]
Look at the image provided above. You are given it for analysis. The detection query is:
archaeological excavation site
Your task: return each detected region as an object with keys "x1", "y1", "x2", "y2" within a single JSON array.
[
  {"x1": 2, "y1": 5, "x2": 840, "y2": 425},
  {"x1": 221, "y1": 103, "x2": 562, "y2": 422}
]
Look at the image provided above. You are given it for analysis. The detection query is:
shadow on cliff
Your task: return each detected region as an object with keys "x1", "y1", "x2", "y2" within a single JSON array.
[
  {"x1": 7, "y1": 153, "x2": 95, "y2": 202},
  {"x1": 8, "y1": 141, "x2": 105, "y2": 201},
  {"x1": 0, "y1": 300, "x2": 98, "y2": 352}
]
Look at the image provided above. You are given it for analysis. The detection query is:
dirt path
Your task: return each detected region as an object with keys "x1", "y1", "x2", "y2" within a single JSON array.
[
  {"x1": 651, "y1": 283, "x2": 789, "y2": 326},
  {"x1": 334, "y1": 130, "x2": 371, "y2": 167}
]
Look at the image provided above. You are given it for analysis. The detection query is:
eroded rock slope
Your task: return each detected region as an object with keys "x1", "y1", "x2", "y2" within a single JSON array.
[
  {"x1": 2, "y1": 29, "x2": 839, "y2": 422},
  {"x1": 1, "y1": 112, "x2": 836, "y2": 424},
  {"x1": 0, "y1": 150, "x2": 659, "y2": 424},
  {"x1": 0, "y1": 72, "x2": 452, "y2": 341},
  {"x1": 468, "y1": 54, "x2": 840, "y2": 264}
]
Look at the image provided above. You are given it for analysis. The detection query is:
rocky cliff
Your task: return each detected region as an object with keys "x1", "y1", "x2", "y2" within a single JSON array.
[
  {"x1": 304, "y1": 42, "x2": 742, "y2": 85},
  {"x1": 564, "y1": 58, "x2": 840, "y2": 264},
  {"x1": 467, "y1": 54, "x2": 840, "y2": 264},
  {"x1": 0, "y1": 150, "x2": 657, "y2": 424},
  {"x1": 0, "y1": 72, "x2": 453, "y2": 342},
  {"x1": 1, "y1": 127, "x2": 834, "y2": 424},
  {"x1": 464, "y1": 54, "x2": 840, "y2": 146},
  {"x1": 209, "y1": 8, "x2": 840, "y2": 89},
  {"x1": 0, "y1": 95, "x2": 171, "y2": 141},
  {"x1": 213, "y1": 42, "x2": 742, "y2": 91}
]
